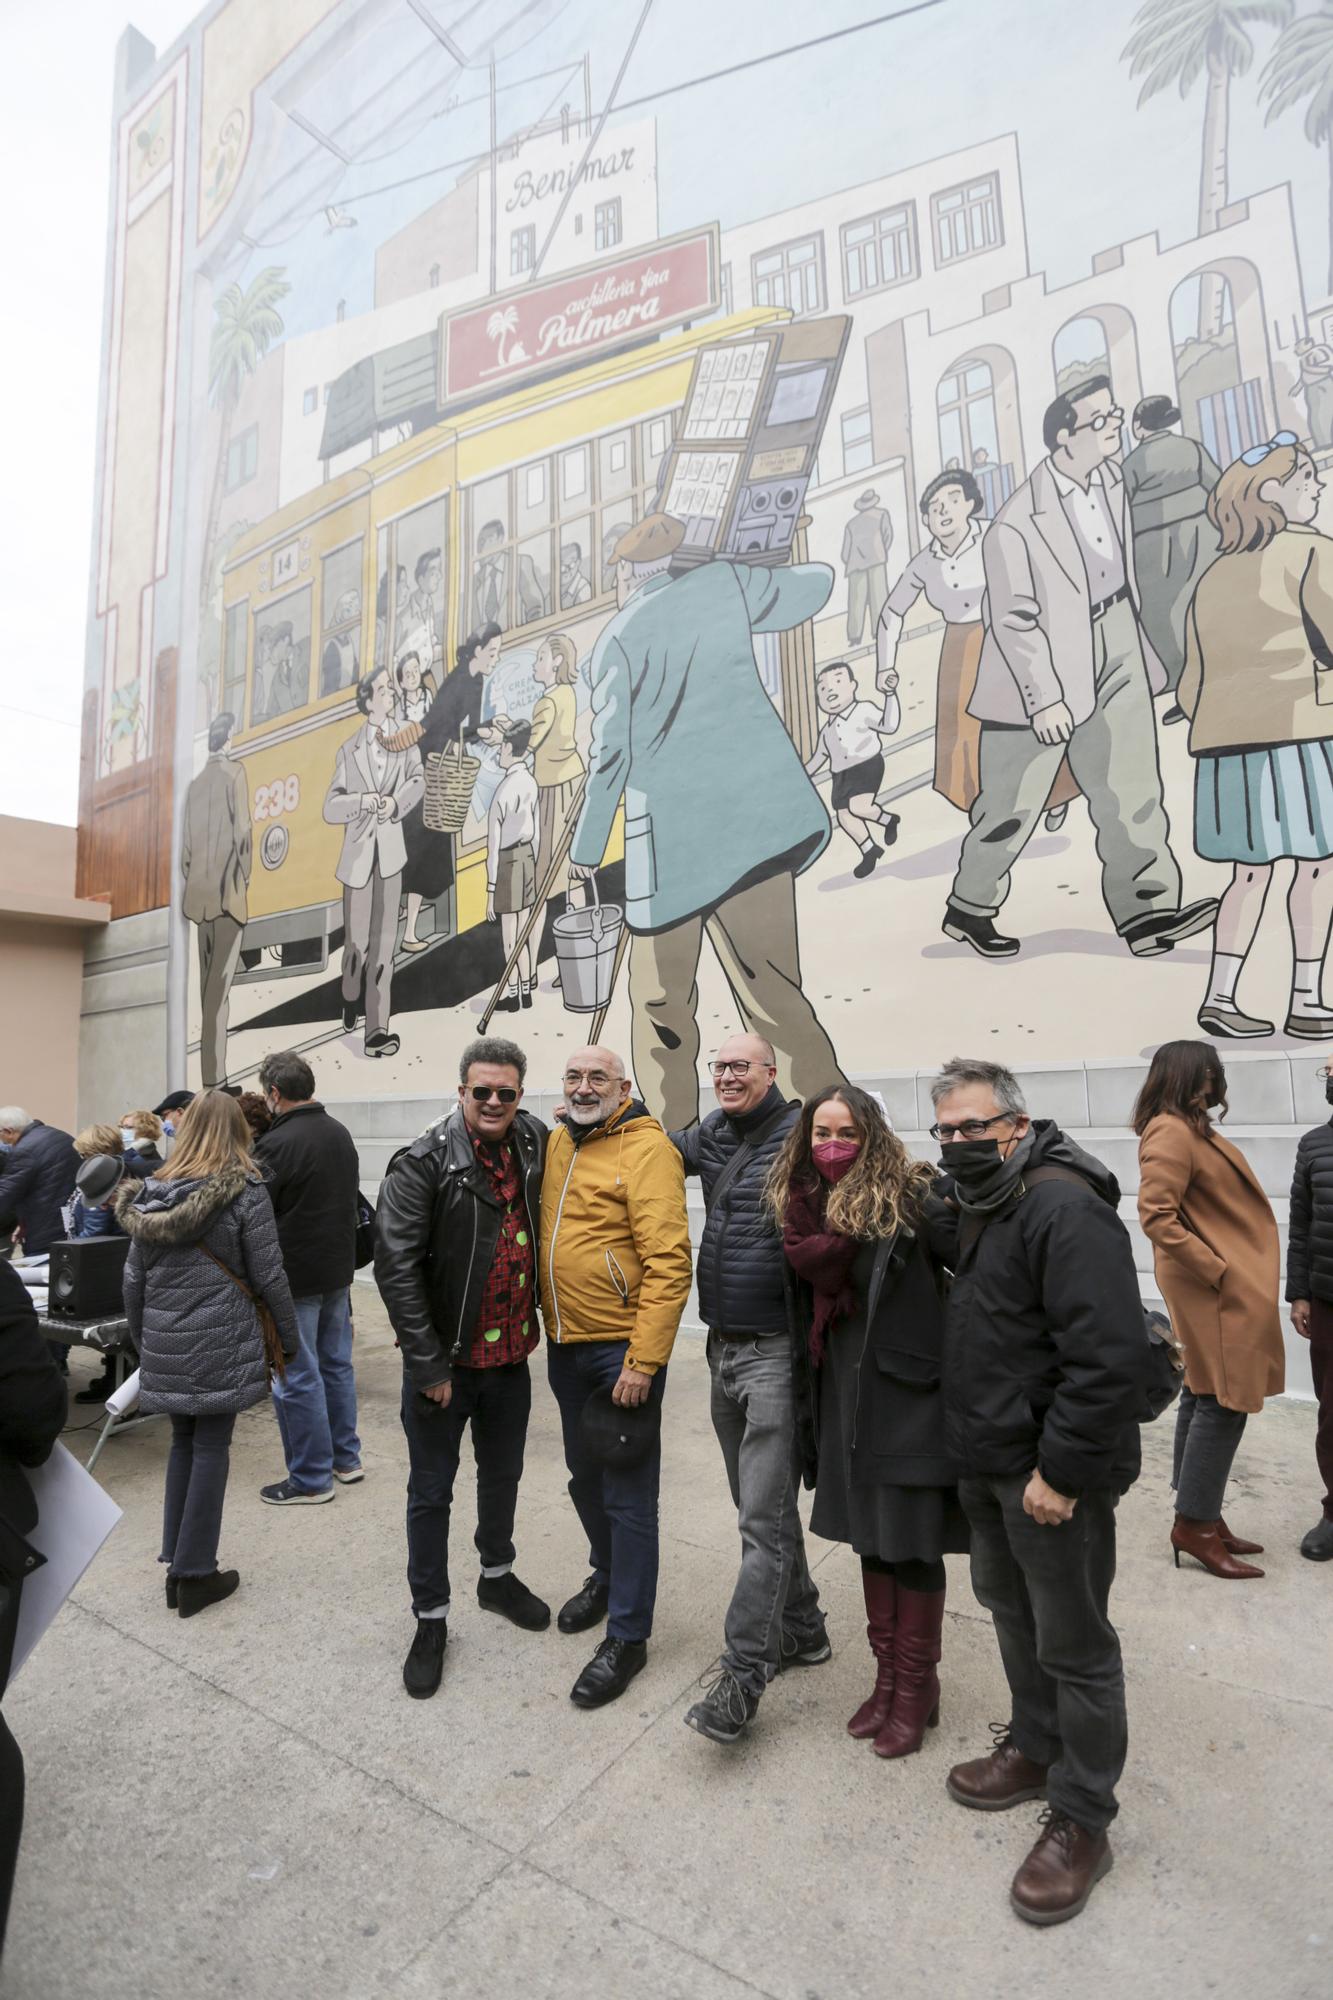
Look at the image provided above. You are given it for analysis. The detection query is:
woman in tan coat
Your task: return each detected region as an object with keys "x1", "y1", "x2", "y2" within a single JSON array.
[{"x1": 1133, "y1": 1041, "x2": 1285, "y2": 1577}]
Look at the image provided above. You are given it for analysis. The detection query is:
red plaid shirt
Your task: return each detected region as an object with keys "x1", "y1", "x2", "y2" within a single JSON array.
[{"x1": 467, "y1": 1137, "x2": 538, "y2": 1369}]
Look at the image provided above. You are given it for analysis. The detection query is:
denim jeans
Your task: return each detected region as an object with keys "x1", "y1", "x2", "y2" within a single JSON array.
[
  {"x1": 546, "y1": 1339, "x2": 666, "y2": 1643},
  {"x1": 271, "y1": 1288, "x2": 359, "y2": 1494},
  {"x1": 399, "y1": 1361, "x2": 531, "y2": 1616},
  {"x1": 959, "y1": 1473, "x2": 1127, "y2": 1833},
  {"x1": 161, "y1": 1412, "x2": 237, "y2": 1578},
  {"x1": 708, "y1": 1330, "x2": 825, "y2": 1697},
  {"x1": 1172, "y1": 1384, "x2": 1247, "y2": 1520}
]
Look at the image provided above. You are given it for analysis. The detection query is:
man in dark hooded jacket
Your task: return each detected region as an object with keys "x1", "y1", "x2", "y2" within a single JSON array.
[{"x1": 928, "y1": 1056, "x2": 1144, "y2": 1931}]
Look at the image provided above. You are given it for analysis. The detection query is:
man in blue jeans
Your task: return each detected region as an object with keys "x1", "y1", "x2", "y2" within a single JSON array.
[{"x1": 253, "y1": 1051, "x2": 362, "y2": 1503}]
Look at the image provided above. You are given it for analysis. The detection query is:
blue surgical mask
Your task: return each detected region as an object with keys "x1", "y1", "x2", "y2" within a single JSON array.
[{"x1": 120, "y1": 1127, "x2": 137, "y2": 1148}]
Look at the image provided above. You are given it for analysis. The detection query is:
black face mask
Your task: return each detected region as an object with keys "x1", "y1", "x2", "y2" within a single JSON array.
[
  {"x1": 1324, "y1": 1079, "x2": 1333, "y2": 1108},
  {"x1": 939, "y1": 1137, "x2": 1004, "y2": 1181}
]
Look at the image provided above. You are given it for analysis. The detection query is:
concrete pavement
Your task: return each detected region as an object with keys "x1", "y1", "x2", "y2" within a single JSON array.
[{"x1": 2, "y1": 1293, "x2": 1329, "y2": 2000}]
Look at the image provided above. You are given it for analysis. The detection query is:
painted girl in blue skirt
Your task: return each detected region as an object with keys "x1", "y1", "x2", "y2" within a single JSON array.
[{"x1": 1180, "y1": 434, "x2": 1333, "y2": 1039}]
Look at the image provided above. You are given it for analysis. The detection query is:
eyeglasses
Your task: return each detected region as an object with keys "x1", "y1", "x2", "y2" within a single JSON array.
[
  {"x1": 1317, "y1": 1065, "x2": 1333, "y2": 1080},
  {"x1": 929, "y1": 1114, "x2": 1014, "y2": 1142},
  {"x1": 711, "y1": 1059, "x2": 773, "y2": 1079},
  {"x1": 1070, "y1": 406, "x2": 1123, "y2": 434},
  {"x1": 1240, "y1": 429, "x2": 1300, "y2": 466},
  {"x1": 469, "y1": 1086, "x2": 518, "y2": 1104},
  {"x1": 563, "y1": 1070, "x2": 614, "y2": 1090}
]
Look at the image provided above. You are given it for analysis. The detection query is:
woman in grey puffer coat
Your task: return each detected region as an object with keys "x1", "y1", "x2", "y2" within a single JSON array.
[{"x1": 114, "y1": 1091, "x2": 298, "y2": 1617}]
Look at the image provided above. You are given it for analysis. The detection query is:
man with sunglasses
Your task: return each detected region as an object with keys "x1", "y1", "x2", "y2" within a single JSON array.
[
  {"x1": 944, "y1": 375, "x2": 1215, "y2": 963},
  {"x1": 671, "y1": 1034, "x2": 828, "y2": 1744},
  {"x1": 928, "y1": 1056, "x2": 1145, "y2": 1927},
  {"x1": 375, "y1": 1036, "x2": 550, "y2": 1700}
]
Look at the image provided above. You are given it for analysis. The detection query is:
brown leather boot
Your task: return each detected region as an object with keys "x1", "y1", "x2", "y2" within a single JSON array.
[
  {"x1": 847, "y1": 1564, "x2": 896, "y2": 1739},
  {"x1": 947, "y1": 1726, "x2": 1049, "y2": 1810},
  {"x1": 872, "y1": 1583, "x2": 943, "y2": 1759},
  {"x1": 1171, "y1": 1514, "x2": 1264, "y2": 1578},
  {"x1": 1217, "y1": 1516, "x2": 1263, "y2": 1555},
  {"x1": 1010, "y1": 1808, "x2": 1113, "y2": 1925}
]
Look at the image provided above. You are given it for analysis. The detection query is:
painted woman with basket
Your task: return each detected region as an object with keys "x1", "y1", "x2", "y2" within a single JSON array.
[
  {"x1": 382, "y1": 623, "x2": 506, "y2": 951},
  {"x1": 115, "y1": 1091, "x2": 298, "y2": 1619}
]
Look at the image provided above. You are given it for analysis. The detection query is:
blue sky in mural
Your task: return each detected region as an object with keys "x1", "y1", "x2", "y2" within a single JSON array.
[{"x1": 225, "y1": 0, "x2": 1333, "y2": 341}]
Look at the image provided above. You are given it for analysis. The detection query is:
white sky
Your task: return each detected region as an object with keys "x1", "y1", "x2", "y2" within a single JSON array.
[{"x1": 0, "y1": 1, "x2": 198, "y2": 827}]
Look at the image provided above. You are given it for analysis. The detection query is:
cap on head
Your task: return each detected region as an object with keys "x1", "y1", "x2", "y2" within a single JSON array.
[{"x1": 612, "y1": 514, "x2": 685, "y2": 568}]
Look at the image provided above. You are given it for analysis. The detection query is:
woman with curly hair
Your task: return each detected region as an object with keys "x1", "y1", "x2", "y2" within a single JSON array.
[{"x1": 768, "y1": 1085, "x2": 966, "y2": 1760}]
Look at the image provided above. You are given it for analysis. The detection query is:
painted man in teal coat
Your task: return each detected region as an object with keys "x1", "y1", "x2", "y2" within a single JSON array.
[{"x1": 569, "y1": 513, "x2": 845, "y2": 1129}]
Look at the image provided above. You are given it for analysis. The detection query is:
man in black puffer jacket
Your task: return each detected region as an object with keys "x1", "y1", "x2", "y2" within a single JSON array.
[
  {"x1": 671, "y1": 1034, "x2": 828, "y2": 1745},
  {"x1": 1286, "y1": 1090, "x2": 1333, "y2": 1561}
]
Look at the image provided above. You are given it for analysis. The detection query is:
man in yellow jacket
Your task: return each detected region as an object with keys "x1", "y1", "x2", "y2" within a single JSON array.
[{"x1": 540, "y1": 1043, "x2": 692, "y2": 1707}]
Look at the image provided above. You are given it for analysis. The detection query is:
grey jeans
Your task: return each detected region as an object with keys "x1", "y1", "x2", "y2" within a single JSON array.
[
  {"x1": 161, "y1": 1412, "x2": 236, "y2": 1579},
  {"x1": 1172, "y1": 1384, "x2": 1247, "y2": 1520},
  {"x1": 708, "y1": 1331, "x2": 825, "y2": 1698}
]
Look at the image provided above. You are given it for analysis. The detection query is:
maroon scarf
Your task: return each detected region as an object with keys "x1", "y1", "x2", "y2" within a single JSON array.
[{"x1": 783, "y1": 1178, "x2": 859, "y2": 1365}]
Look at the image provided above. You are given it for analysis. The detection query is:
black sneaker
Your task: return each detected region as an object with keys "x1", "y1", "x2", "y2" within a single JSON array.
[
  {"x1": 177, "y1": 1569, "x2": 240, "y2": 1619},
  {"x1": 260, "y1": 1479, "x2": 334, "y2": 1506},
  {"x1": 403, "y1": 1617, "x2": 448, "y2": 1699},
  {"x1": 684, "y1": 1664, "x2": 759, "y2": 1744},
  {"x1": 477, "y1": 1571, "x2": 551, "y2": 1630},
  {"x1": 778, "y1": 1624, "x2": 832, "y2": 1671},
  {"x1": 942, "y1": 905, "x2": 1020, "y2": 958}
]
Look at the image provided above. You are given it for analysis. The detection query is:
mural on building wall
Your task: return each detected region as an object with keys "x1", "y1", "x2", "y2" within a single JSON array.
[{"x1": 80, "y1": 0, "x2": 1333, "y2": 1112}]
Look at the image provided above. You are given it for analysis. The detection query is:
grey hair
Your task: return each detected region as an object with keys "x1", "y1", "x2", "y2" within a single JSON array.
[
  {"x1": 928, "y1": 1057, "x2": 1027, "y2": 1119},
  {"x1": 0, "y1": 1106, "x2": 34, "y2": 1132},
  {"x1": 258, "y1": 1050, "x2": 316, "y2": 1102},
  {"x1": 459, "y1": 1036, "x2": 527, "y2": 1085}
]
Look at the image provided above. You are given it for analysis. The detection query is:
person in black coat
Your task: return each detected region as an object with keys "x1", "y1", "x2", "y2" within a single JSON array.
[
  {"x1": 0, "y1": 1260, "x2": 67, "y2": 1955},
  {"x1": 670, "y1": 1036, "x2": 828, "y2": 1746},
  {"x1": 770, "y1": 1084, "x2": 965, "y2": 1764},
  {"x1": 928, "y1": 1056, "x2": 1145, "y2": 1930},
  {"x1": 0, "y1": 1111, "x2": 79, "y2": 1260},
  {"x1": 252, "y1": 1052, "x2": 362, "y2": 1506},
  {"x1": 1286, "y1": 1067, "x2": 1333, "y2": 1561}
]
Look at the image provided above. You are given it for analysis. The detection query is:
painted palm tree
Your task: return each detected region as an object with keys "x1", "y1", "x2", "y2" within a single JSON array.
[
  {"x1": 198, "y1": 267, "x2": 289, "y2": 697},
  {"x1": 1261, "y1": 5, "x2": 1333, "y2": 293},
  {"x1": 487, "y1": 304, "x2": 519, "y2": 369},
  {"x1": 1123, "y1": 0, "x2": 1293, "y2": 336}
]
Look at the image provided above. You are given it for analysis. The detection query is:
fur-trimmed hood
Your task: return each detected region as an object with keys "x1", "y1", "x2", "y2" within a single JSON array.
[{"x1": 114, "y1": 1162, "x2": 254, "y2": 1245}]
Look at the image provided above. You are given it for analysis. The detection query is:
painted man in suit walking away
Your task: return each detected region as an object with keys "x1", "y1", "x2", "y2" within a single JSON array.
[
  {"x1": 943, "y1": 377, "x2": 1216, "y2": 961},
  {"x1": 325, "y1": 664, "x2": 425, "y2": 1060},
  {"x1": 180, "y1": 710, "x2": 251, "y2": 1087},
  {"x1": 568, "y1": 514, "x2": 844, "y2": 1132}
]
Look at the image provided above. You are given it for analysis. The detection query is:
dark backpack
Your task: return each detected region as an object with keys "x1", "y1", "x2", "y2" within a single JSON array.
[{"x1": 354, "y1": 1191, "x2": 376, "y2": 1270}]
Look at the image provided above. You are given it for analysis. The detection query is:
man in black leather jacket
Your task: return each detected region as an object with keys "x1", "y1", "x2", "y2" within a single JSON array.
[
  {"x1": 375, "y1": 1036, "x2": 549, "y2": 1700},
  {"x1": 1, "y1": 1261, "x2": 68, "y2": 1955},
  {"x1": 671, "y1": 1033, "x2": 828, "y2": 1745}
]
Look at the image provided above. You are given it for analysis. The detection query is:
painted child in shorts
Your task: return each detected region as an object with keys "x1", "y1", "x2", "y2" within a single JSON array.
[
  {"x1": 486, "y1": 722, "x2": 540, "y2": 1012},
  {"x1": 806, "y1": 661, "x2": 900, "y2": 879}
]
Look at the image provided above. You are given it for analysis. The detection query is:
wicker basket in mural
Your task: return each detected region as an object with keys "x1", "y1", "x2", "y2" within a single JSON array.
[{"x1": 422, "y1": 735, "x2": 480, "y2": 834}]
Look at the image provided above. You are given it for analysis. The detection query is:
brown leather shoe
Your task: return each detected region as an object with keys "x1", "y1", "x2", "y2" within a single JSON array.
[
  {"x1": 946, "y1": 1726, "x2": 1049, "y2": 1810},
  {"x1": 1171, "y1": 1514, "x2": 1264, "y2": 1578},
  {"x1": 1010, "y1": 1809, "x2": 1112, "y2": 1925},
  {"x1": 1217, "y1": 1516, "x2": 1263, "y2": 1556}
]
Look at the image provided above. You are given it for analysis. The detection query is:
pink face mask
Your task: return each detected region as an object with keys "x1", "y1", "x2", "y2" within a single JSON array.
[{"x1": 813, "y1": 1139, "x2": 860, "y2": 1183}]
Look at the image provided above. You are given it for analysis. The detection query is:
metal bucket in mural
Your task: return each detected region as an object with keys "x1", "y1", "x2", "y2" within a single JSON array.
[{"x1": 552, "y1": 878, "x2": 624, "y2": 1014}]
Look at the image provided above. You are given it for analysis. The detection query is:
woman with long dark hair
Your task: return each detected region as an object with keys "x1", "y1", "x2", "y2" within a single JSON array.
[
  {"x1": 767, "y1": 1085, "x2": 966, "y2": 1759},
  {"x1": 115, "y1": 1092, "x2": 298, "y2": 1616},
  {"x1": 1132, "y1": 1041, "x2": 1284, "y2": 1577}
]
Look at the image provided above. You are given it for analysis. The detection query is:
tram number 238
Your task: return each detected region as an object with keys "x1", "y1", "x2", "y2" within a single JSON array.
[{"x1": 253, "y1": 775, "x2": 300, "y2": 822}]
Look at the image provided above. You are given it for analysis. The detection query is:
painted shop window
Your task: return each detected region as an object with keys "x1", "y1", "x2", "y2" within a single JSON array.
[
  {"x1": 318, "y1": 539, "x2": 363, "y2": 699},
  {"x1": 841, "y1": 405, "x2": 874, "y2": 476},
  {"x1": 931, "y1": 175, "x2": 1002, "y2": 266},
  {"x1": 595, "y1": 198, "x2": 622, "y2": 253},
  {"x1": 225, "y1": 425, "x2": 259, "y2": 493},
  {"x1": 752, "y1": 235, "x2": 825, "y2": 316},
  {"x1": 302, "y1": 387, "x2": 318, "y2": 416},
  {"x1": 719, "y1": 261, "x2": 734, "y2": 317},
  {"x1": 510, "y1": 225, "x2": 535, "y2": 276},
  {"x1": 841, "y1": 204, "x2": 917, "y2": 299},
  {"x1": 429, "y1": 262, "x2": 441, "y2": 287},
  {"x1": 221, "y1": 600, "x2": 247, "y2": 724},
  {"x1": 936, "y1": 357, "x2": 1014, "y2": 515},
  {"x1": 250, "y1": 586, "x2": 311, "y2": 728},
  {"x1": 376, "y1": 499, "x2": 448, "y2": 675}
]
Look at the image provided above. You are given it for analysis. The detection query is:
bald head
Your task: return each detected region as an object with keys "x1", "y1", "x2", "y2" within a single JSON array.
[
  {"x1": 712, "y1": 1032, "x2": 778, "y2": 1116},
  {"x1": 561, "y1": 1044, "x2": 631, "y2": 1127}
]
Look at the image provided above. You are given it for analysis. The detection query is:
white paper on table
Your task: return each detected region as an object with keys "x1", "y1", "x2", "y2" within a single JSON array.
[{"x1": 9, "y1": 1445, "x2": 122, "y2": 1683}]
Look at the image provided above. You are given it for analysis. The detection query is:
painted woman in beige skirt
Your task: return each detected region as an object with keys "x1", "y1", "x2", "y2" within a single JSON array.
[
  {"x1": 877, "y1": 470, "x2": 1076, "y2": 823},
  {"x1": 529, "y1": 633, "x2": 586, "y2": 913}
]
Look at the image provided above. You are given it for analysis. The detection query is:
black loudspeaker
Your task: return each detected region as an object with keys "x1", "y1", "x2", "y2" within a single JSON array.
[{"x1": 47, "y1": 1237, "x2": 130, "y2": 1319}]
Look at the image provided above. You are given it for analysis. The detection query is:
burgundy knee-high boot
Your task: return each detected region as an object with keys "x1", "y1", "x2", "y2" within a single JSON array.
[
  {"x1": 847, "y1": 1563, "x2": 897, "y2": 1738},
  {"x1": 872, "y1": 1581, "x2": 944, "y2": 1759}
]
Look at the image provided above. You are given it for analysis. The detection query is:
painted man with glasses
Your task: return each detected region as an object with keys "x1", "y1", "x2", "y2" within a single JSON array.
[
  {"x1": 943, "y1": 375, "x2": 1215, "y2": 963},
  {"x1": 671, "y1": 1034, "x2": 828, "y2": 1745},
  {"x1": 374, "y1": 1036, "x2": 551, "y2": 1704}
]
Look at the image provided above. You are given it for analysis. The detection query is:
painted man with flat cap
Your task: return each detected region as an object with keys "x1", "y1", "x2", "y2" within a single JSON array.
[{"x1": 568, "y1": 513, "x2": 845, "y2": 1130}]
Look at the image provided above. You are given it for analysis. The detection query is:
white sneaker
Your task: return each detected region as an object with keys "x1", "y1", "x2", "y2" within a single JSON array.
[{"x1": 334, "y1": 1464, "x2": 365, "y2": 1485}]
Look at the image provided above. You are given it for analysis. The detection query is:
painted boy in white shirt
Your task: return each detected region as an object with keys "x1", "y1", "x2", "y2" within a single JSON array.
[
  {"x1": 805, "y1": 661, "x2": 900, "y2": 879},
  {"x1": 486, "y1": 722, "x2": 540, "y2": 1012}
]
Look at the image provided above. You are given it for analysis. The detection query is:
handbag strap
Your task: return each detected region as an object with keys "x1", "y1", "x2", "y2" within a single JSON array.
[
  {"x1": 709, "y1": 1102, "x2": 793, "y2": 1211},
  {"x1": 198, "y1": 1241, "x2": 256, "y2": 1302}
]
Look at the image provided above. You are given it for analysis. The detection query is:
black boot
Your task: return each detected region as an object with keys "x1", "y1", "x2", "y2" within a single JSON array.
[
  {"x1": 177, "y1": 1570, "x2": 240, "y2": 1619},
  {"x1": 942, "y1": 905, "x2": 1019, "y2": 958},
  {"x1": 403, "y1": 1617, "x2": 448, "y2": 1698}
]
